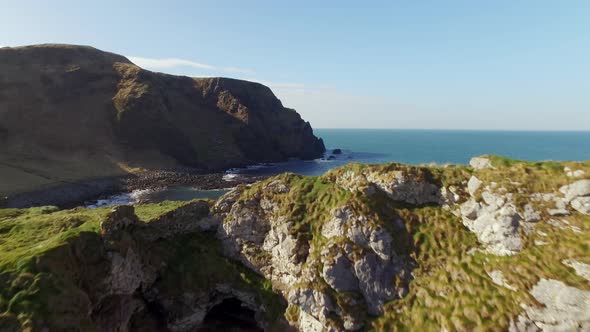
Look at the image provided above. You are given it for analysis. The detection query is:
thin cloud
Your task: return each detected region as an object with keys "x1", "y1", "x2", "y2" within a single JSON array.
[
  {"x1": 128, "y1": 56, "x2": 304, "y2": 95},
  {"x1": 222, "y1": 66, "x2": 255, "y2": 75},
  {"x1": 128, "y1": 56, "x2": 254, "y2": 75},
  {"x1": 128, "y1": 56, "x2": 215, "y2": 70}
]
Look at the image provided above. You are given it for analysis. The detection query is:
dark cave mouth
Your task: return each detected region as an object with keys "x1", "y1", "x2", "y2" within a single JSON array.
[{"x1": 198, "y1": 297, "x2": 263, "y2": 332}]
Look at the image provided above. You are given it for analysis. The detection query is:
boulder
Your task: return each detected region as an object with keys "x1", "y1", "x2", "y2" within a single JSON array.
[
  {"x1": 469, "y1": 157, "x2": 493, "y2": 170},
  {"x1": 467, "y1": 176, "x2": 483, "y2": 196},
  {"x1": 515, "y1": 279, "x2": 590, "y2": 331},
  {"x1": 471, "y1": 206, "x2": 523, "y2": 255},
  {"x1": 100, "y1": 205, "x2": 141, "y2": 238},
  {"x1": 523, "y1": 204, "x2": 541, "y2": 222},
  {"x1": 571, "y1": 197, "x2": 590, "y2": 215},
  {"x1": 562, "y1": 260, "x2": 590, "y2": 282},
  {"x1": 560, "y1": 179, "x2": 590, "y2": 201}
]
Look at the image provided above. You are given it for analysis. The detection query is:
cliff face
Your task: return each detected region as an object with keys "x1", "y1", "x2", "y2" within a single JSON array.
[
  {"x1": 1, "y1": 156, "x2": 589, "y2": 331},
  {"x1": 0, "y1": 44, "x2": 324, "y2": 195}
]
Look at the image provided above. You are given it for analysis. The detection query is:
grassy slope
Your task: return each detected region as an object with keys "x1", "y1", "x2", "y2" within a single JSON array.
[
  {"x1": 1, "y1": 156, "x2": 589, "y2": 331},
  {"x1": 221, "y1": 158, "x2": 590, "y2": 331},
  {"x1": 0, "y1": 200, "x2": 285, "y2": 331},
  {"x1": 372, "y1": 156, "x2": 590, "y2": 331}
]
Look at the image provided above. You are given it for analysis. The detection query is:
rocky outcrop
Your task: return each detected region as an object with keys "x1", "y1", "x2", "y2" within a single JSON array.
[
  {"x1": 469, "y1": 157, "x2": 494, "y2": 170},
  {"x1": 3, "y1": 156, "x2": 590, "y2": 332},
  {"x1": 458, "y1": 177, "x2": 525, "y2": 255},
  {"x1": 560, "y1": 180, "x2": 590, "y2": 215},
  {"x1": 215, "y1": 178, "x2": 414, "y2": 331},
  {"x1": 0, "y1": 44, "x2": 324, "y2": 197},
  {"x1": 325, "y1": 165, "x2": 443, "y2": 205},
  {"x1": 510, "y1": 279, "x2": 590, "y2": 331},
  {"x1": 0, "y1": 203, "x2": 287, "y2": 332}
]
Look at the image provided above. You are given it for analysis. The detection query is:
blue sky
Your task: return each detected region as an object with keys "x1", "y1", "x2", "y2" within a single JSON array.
[{"x1": 1, "y1": 0, "x2": 589, "y2": 130}]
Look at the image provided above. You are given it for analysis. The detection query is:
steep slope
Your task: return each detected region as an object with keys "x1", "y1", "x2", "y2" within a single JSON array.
[
  {"x1": 0, "y1": 44, "x2": 324, "y2": 196},
  {"x1": 1, "y1": 156, "x2": 589, "y2": 331}
]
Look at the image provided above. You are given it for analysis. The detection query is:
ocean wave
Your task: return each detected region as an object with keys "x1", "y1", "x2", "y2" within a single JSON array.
[{"x1": 86, "y1": 188, "x2": 153, "y2": 209}]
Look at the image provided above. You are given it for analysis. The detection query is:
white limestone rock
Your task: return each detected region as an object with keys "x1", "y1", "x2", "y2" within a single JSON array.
[
  {"x1": 571, "y1": 197, "x2": 590, "y2": 215},
  {"x1": 515, "y1": 279, "x2": 590, "y2": 331},
  {"x1": 523, "y1": 204, "x2": 541, "y2": 222},
  {"x1": 560, "y1": 179, "x2": 590, "y2": 201},
  {"x1": 467, "y1": 176, "x2": 483, "y2": 196},
  {"x1": 563, "y1": 260, "x2": 590, "y2": 282},
  {"x1": 470, "y1": 157, "x2": 493, "y2": 170}
]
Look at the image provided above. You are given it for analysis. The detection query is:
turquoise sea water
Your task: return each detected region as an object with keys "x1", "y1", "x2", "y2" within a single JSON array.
[
  {"x1": 237, "y1": 129, "x2": 590, "y2": 177},
  {"x1": 88, "y1": 129, "x2": 590, "y2": 206}
]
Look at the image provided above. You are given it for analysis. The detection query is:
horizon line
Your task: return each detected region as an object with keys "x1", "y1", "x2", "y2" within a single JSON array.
[{"x1": 314, "y1": 128, "x2": 590, "y2": 132}]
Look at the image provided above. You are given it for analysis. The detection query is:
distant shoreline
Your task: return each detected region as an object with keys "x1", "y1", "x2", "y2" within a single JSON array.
[{"x1": 0, "y1": 170, "x2": 266, "y2": 209}]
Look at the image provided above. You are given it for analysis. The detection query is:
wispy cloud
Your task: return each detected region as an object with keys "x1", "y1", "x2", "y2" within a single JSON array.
[
  {"x1": 128, "y1": 55, "x2": 305, "y2": 95},
  {"x1": 128, "y1": 56, "x2": 254, "y2": 75}
]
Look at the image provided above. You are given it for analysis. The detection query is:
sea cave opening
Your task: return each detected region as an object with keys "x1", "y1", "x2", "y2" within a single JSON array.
[{"x1": 198, "y1": 297, "x2": 263, "y2": 332}]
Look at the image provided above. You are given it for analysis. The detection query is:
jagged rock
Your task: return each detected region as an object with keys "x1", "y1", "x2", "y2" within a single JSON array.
[
  {"x1": 514, "y1": 279, "x2": 590, "y2": 331},
  {"x1": 523, "y1": 204, "x2": 541, "y2": 222},
  {"x1": 330, "y1": 167, "x2": 442, "y2": 205},
  {"x1": 440, "y1": 186, "x2": 461, "y2": 205},
  {"x1": 365, "y1": 171, "x2": 441, "y2": 205},
  {"x1": 104, "y1": 248, "x2": 155, "y2": 295},
  {"x1": 213, "y1": 186, "x2": 245, "y2": 217},
  {"x1": 560, "y1": 179, "x2": 590, "y2": 201},
  {"x1": 265, "y1": 179, "x2": 291, "y2": 194},
  {"x1": 565, "y1": 167, "x2": 586, "y2": 178},
  {"x1": 461, "y1": 200, "x2": 523, "y2": 255},
  {"x1": 571, "y1": 197, "x2": 590, "y2": 215},
  {"x1": 297, "y1": 310, "x2": 325, "y2": 332},
  {"x1": 563, "y1": 260, "x2": 590, "y2": 282},
  {"x1": 262, "y1": 221, "x2": 307, "y2": 286},
  {"x1": 322, "y1": 251, "x2": 359, "y2": 293},
  {"x1": 288, "y1": 288, "x2": 336, "y2": 331},
  {"x1": 460, "y1": 199, "x2": 483, "y2": 220},
  {"x1": 482, "y1": 190, "x2": 506, "y2": 208},
  {"x1": 547, "y1": 208, "x2": 571, "y2": 216},
  {"x1": 467, "y1": 176, "x2": 483, "y2": 196},
  {"x1": 217, "y1": 183, "x2": 413, "y2": 330},
  {"x1": 476, "y1": 206, "x2": 522, "y2": 255},
  {"x1": 322, "y1": 207, "x2": 349, "y2": 238},
  {"x1": 100, "y1": 205, "x2": 140, "y2": 238},
  {"x1": 354, "y1": 253, "x2": 406, "y2": 316},
  {"x1": 470, "y1": 157, "x2": 493, "y2": 169}
]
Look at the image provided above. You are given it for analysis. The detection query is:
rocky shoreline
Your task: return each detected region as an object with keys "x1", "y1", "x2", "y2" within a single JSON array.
[{"x1": 0, "y1": 169, "x2": 267, "y2": 209}]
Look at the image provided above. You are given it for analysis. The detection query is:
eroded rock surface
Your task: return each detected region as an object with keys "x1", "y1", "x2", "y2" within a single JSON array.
[
  {"x1": 511, "y1": 279, "x2": 590, "y2": 331},
  {"x1": 216, "y1": 178, "x2": 414, "y2": 331}
]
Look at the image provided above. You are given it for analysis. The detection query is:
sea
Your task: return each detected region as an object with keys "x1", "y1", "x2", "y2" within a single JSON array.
[{"x1": 87, "y1": 129, "x2": 590, "y2": 207}]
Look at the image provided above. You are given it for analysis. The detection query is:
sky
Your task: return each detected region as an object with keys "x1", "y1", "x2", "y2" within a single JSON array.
[{"x1": 1, "y1": 0, "x2": 589, "y2": 130}]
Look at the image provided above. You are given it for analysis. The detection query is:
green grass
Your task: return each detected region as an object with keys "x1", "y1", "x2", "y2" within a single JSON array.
[
  {"x1": 2, "y1": 156, "x2": 589, "y2": 331},
  {"x1": 0, "y1": 200, "x2": 234, "y2": 330},
  {"x1": 372, "y1": 206, "x2": 590, "y2": 331},
  {"x1": 369, "y1": 157, "x2": 590, "y2": 331}
]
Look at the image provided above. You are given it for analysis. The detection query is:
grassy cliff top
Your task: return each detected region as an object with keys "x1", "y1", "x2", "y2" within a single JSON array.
[{"x1": 1, "y1": 156, "x2": 589, "y2": 331}]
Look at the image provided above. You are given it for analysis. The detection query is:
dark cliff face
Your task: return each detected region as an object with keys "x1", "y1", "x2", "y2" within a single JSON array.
[{"x1": 0, "y1": 44, "x2": 325, "y2": 193}]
